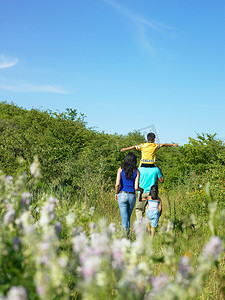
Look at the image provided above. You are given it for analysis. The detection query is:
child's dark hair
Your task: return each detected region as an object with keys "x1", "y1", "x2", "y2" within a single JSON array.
[
  {"x1": 150, "y1": 185, "x2": 158, "y2": 199},
  {"x1": 147, "y1": 132, "x2": 156, "y2": 142},
  {"x1": 121, "y1": 152, "x2": 137, "y2": 179}
]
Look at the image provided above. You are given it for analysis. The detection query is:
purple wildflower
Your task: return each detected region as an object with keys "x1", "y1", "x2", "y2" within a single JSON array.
[
  {"x1": 40, "y1": 255, "x2": 49, "y2": 266},
  {"x1": 58, "y1": 257, "x2": 67, "y2": 268},
  {"x1": 55, "y1": 221, "x2": 62, "y2": 235},
  {"x1": 40, "y1": 197, "x2": 57, "y2": 225},
  {"x1": 151, "y1": 274, "x2": 169, "y2": 292},
  {"x1": 79, "y1": 256, "x2": 101, "y2": 283},
  {"x1": 73, "y1": 226, "x2": 83, "y2": 236},
  {"x1": 111, "y1": 238, "x2": 130, "y2": 269},
  {"x1": 111, "y1": 239, "x2": 124, "y2": 269},
  {"x1": 89, "y1": 222, "x2": 97, "y2": 232},
  {"x1": 21, "y1": 192, "x2": 31, "y2": 208},
  {"x1": 5, "y1": 175, "x2": 13, "y2": 185},
  {"x1": 36, "y1": 284, "x2": 45, "y2": 298},
  {"x1": 90, "y1": 232, "x2": 109, "y2": 255},
  {"x1": 108, "y1": 223, "x2": 117, "y2": 235},
  {"x1": 203, "y1": 236, "x2": 224, "y2": 260},
  {"x1": 176, "y1": 256, "x2": 192, "y2": 286},
  {"x1": 178, "y1": 256, "x2": 191, "y2": 278},
  {"x1": 13, "y1": 237, "x2": 22, "y2": 251}
]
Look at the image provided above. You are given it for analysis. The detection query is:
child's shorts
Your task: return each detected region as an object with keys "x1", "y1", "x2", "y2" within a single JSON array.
[{"x1": 146, "y1": 209, "x2": 160, "y2": 227}]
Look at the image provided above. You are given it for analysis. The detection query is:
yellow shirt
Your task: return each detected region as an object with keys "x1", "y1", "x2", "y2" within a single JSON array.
[{"x1": 135, "y1": 142, "x2": 162, "y2": 164}]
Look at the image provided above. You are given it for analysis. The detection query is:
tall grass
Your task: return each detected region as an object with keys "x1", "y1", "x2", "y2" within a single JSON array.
[{"x1": 0, "y1": 163, "x2": 224, "y2": 299}]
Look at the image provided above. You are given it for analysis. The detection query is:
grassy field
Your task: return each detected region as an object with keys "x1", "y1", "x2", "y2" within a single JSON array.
[
  {"x1": 0, "y1": 166, "x2": 224, "y2": 299},
  {"x1": 60, "y1": 183, "x2": 225, "y2": 299}
]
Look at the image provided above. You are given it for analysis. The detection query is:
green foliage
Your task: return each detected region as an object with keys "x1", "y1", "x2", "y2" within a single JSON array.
[
  {"x1": 181, "y1": 133, "x2": 224, "y2": 174},
  {"x1": 157, "y1": 133, "x2": 225, "y2": 193},
  {"x1": 0, "y1": 102, "x2": 144, "y2": 189},
  {"x1": 0, "y1": 101, "x2": 225, "y2": 208}
]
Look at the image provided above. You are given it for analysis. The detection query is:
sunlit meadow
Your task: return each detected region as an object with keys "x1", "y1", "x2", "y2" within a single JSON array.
[{"x1": 0, "y1": 158, "x2": 224, "y2": 300}]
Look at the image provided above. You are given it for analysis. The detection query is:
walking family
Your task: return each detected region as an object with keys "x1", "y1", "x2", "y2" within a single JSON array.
[{"x1": 115, "y1": 132, "x2": 178, "y2": 237}]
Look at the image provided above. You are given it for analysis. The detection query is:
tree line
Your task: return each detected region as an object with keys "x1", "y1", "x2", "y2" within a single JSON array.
[{"x1": 0, "y1": 101, "x2": 224, "y2": 198}]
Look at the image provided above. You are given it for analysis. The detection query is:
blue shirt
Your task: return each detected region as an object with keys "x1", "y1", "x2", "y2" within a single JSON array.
[
  {"x1": 138, "y1": 167, "x2": 162, "y2": 193},
  {"x1": 120, "y1": 169, "x2": 137, "y2": 193}
]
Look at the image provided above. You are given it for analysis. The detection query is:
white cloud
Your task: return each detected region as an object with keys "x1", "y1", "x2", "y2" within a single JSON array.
[
  {"x1": 102, "y1": 0, "x2": 172, "y2": 57},
  {"x1": 0, "y1": 81, "x2": 68, "y2": 94},
  {"x1": 103, "y1": 0, "x2": 168, "y2": 32},
  {"x1": 0, "y1": 55, "x2": 18, "y2": 69},
  {"x1": 135, "y1": 25, "x2": 155, "y2": 56}
]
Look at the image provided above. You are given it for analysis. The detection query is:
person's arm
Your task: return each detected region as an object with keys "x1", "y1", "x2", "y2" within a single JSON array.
[
  {"x1": 160, "y1": 143, "x2": 178, "y2": 147},
  {"x1": 115, "y1": 168, "x2": 122, "y2": 201},
  {"x1": 141, "y1": 195, "x2": 149, "y2": 202},
  {"x1": 158, "y1": 198, "x2": 162, "y2": 216},
  {"x1": 120, "y1": 145, "x2": 136, "y2": 152},
  {"x1": 157, "y1": 167, "x2": 164, "y2": 183},
  {"x1": 159, "y1": 176, "x2": 164, "y2": 183},
  {"x1": 135, "y1": 170, "x2": 144, "y2": 193}
]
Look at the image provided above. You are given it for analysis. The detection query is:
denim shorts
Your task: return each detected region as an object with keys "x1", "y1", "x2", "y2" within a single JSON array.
[{"x1": 146, "y1": 209, "x2": 160, "y2": 227}]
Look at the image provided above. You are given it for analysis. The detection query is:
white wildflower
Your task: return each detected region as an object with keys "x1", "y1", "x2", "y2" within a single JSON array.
[
  {"x1": 66, "y1": 212, "x2": 76, "y2": 227},
  {"x1": 30, "y1": 157, "x2": 40, "y2": 178},
  {"x1": 7, "y1": 286, "x2": 27, "y2": 300},
  {"x1": 4, "y1": 206, "x2": 15, "y2": 224},
  {"x1": 73, "y1": 233, "x2": 88, "y2": 254}
]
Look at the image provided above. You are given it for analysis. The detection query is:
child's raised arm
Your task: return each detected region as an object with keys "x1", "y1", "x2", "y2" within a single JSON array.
[
  {"x1": 161, "y1": 143, "x2": 178, "y2": 147},
  {"x1": 120, "y1": 145, "x2": 136, "y2": 152}
]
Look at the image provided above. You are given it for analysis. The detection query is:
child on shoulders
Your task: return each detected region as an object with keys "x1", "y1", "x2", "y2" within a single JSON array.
[{"x1": 121, "y1": 132, "x2": 178, "y2": 167}]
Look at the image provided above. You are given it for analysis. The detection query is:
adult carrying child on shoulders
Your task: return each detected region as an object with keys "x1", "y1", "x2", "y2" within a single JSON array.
[
  {"x1": 121, "y1": 132, "x2": 177, "y2": 222},
  {"x1": 121, "y1": 132, "x2": 178, "y2": 167}
]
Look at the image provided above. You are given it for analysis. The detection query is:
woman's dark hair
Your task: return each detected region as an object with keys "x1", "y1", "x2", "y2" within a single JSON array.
[
  {"x1": 150, "y1": 185, "x2": 158, "y2": 199},
  {"x1": 121, "y1": 152, "x2": 137, "y2": 179}
]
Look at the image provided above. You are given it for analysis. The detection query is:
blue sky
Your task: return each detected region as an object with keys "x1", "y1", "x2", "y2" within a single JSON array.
[{"x1": 0, "y1": 0, "x2": 224, "y2": 145}]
